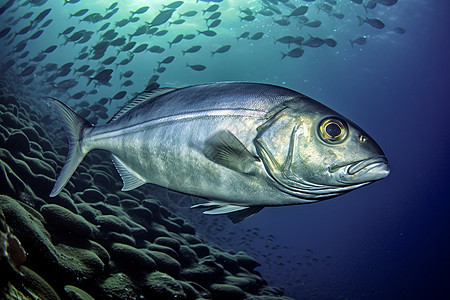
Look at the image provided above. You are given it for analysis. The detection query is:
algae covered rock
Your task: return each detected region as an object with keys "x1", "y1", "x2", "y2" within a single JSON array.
[
  {"x1": 40, "y1": 204, "x2": 93, "y2": 239},
  {"x1": 110, "y1": 243, "x2": 156, "y2": 273},
  {"x1": 64, "y1": 285, "x2": 95, "y2": 300},
  {"x1": 209, "y1": 283, "x2": 246, "y2": 300},
  {"x1": 20, "y1": 266, "x2": 61, "y2": 300},
  {"x1": 141, "y1": 271, "x2": 186, "y2": 300},
  {"x1": 145, "y1": 250, "x2": 181, "y2": 277},
  {"x1": 98, "y1": 273, "x2": 137, "y2": 300}
]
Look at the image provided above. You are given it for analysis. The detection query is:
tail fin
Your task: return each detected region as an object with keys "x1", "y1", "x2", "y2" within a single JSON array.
[
  {"x1": 46, "y1": 97, "x2": 93, "y2": 197},
  {"x1": 357, "y1": 16, "x2": 365, "y2": 26}
]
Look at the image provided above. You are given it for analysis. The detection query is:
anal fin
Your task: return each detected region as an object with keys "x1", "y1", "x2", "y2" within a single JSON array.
[{"x1": 111, "y1": 154, "x2": 146, "y2": 191}]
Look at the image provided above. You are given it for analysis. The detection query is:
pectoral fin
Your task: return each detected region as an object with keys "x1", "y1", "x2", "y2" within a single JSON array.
[{"x1": 203, "y1": 130, "x2": 259, "y2": 174}]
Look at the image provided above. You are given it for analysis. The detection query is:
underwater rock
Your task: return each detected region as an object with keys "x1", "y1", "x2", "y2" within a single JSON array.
[
  {"x1": 0, "y1": 195, "x2": 59, "y2": 266},
  {"x1": 78, "y1": 188, "x2": 105, "y2": 203},
  {"x1": 141, "y1": 271, "x2": 186, "y2": 300},
  {"x1": 120, "y1": 198, "x2": 140, "y2": 209},
  {"x1": 4, "y1": 131, "x2": 30, "y2": 154},
  {"x1": 145, "y1": 242, "x2": 179, "y2": 259},
  {"x1": 46, "y1": 191, "x2": 78, "y2": 213},
  {"x1": 76, "y1": 202, "x2": 102, "y2": 223},
  {"x1": 54, "y1": 243, "x2": 105, "y2": 282},
  {"x1": 190, "y1": 243, "x2": 210, "y2": 258},
  {"x1": 110, "y1": 243, "x2": 156, "y2": 273},
  {"x1": 95, "y1": 215, "x2": 131, "y2": 235},
  {"x1": 145, "y1": 250, "x2": 181, "y2": 277},
  {"x1": 178, "y1": 245, "x2": 199, "y2": 267},
  {"x1": 20, "y1": 266, "x2": 61, "y2": 300},
  {"x1": 105, "y1": 232, "x2": 136, "y2": 246},
  {"x1": 98, "y1": 273, "x2": 137, "y2": 300},
  {"x1": 214, "y1": 251, "x2": 240, "y2": 273},
  {"x1": 64, "y1": 285, "x2": 95, "y2": 300},
  {"x1": 235, "y1": 251, "x2": 262, "y2": 272},
  {"x1": 40, "y1": 204, "x2": 93, "y2": 239},
  {"x1": 180, "y1": 259, "x2": 224, "y2": 285},
  {"x1": 154, "y1": 236, "x2": 181, "y2": 252},
  {"x1": 209, "y1": 283, "x2": 246, "y2": 300},
  {"x1": 126, "y1": 206, "x2": 153, "y2": 225}
]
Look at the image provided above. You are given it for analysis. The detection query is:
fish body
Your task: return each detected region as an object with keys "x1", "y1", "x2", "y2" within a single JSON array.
[{"x1": 48, "y1": 82, "x2": 389, "y2": 222}]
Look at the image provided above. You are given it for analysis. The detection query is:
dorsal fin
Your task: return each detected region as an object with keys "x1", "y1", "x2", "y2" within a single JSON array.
[{"x1": 107, "y1": 88, "x2": 176, "y2": 123}]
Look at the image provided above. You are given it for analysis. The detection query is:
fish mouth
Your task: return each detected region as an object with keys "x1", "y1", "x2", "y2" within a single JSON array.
[
  {"x1": 348, "y1": 156, "x2": 389, "y2": 175},
  {"x1": 335, "y1": 156, "x2": 390, "y2": 183}
]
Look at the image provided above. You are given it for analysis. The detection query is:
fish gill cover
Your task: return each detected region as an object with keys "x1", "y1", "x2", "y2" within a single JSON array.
[{"x1": 2, "y1": 0, "x2": 448, "y2": 299}]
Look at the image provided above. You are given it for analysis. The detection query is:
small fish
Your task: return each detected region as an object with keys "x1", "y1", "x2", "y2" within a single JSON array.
[
  {"x1": 102, "y1": 56, "x2": 117, "y2": 65},
  {"x1": 148, "y1": 9, "x2": 175, "y2": 27},
  {"x1": 180, "y1": 11, "x2": 197, "y2": 17},
  {"x1": 323, "y1": 38, "x2": 337, "y2": 48},
  {"x1": 211, "y1": 45, "x2": 231, "y2": 56},
  {"x1": 58, "y1": 26, "x2": 75, "y2": 38},
  {"x1": 237, "y1": 32, "x2": 250, "y2": 40},
  {"x1": 121, "y1": 80, "x2": 134, "y2": 87},
  {"x1": 303, "y1": 36, "x2": 324, "y2": 47},
  {"x1": 249, "y1": 32, "x2": 264, "y2": 40},
  {"x1": 131, "y1": 6, "x2": 149, "y2": 17},
  {"x1": 120, "y1": 41, "x2": 136, "y2": 52},
  {"x1": 148, "y1": 45, "x2": 165, "y2": 53},
  {"x1": 99, "y1": 23, "x2": 110, "y2": 31},
  {"x1": 158, "y1": 56, "x2": 175, "y2": 67},
  {"x1": 70, "y1": 9, "x2": 89, "y2": 18},
  {"x1": 54, "y1": 79, "x2": 78, "y2": 90},
  {"x1": 31, "y1": 8, "x2": 51, "y2": 26},
  {"x1": 203, "y1": 4, "x2": 219, "y2": 15},
  {"x1": 132, "y1": 43, "x2": 148, "y2": 53},
  {"x1": 110, "y1": 91, "x2": 127, "y2": 103},
  {"x1": 303, "y1": 20, "x2": 321, "y2": 28},
  {"x1": 358, "y1": 16, "x2": 385, "y2": 29},
  {"x1": 197, "y1": 30, "x2": 216, "y2": 37},
  {"x1": 154, "y1": 29, "x2": 169, "y2": 36},
  {"x1": 64, "y1": 0, "x2": 81, "y2": 5},
  {"x1": 186, "y1": 64, "x2": 206, "y2": 71},
  {"x1": 88, "y1": 69, "x2": 113, "y2": 86},
  {"x1": 20, "y1": 65, "x2": 36, "y2": 76},
  {"x1": 288, "y1": 6, "x2": 308, "y2": 17},
  {"x1": 29, "y1": 30, "x2": 44, "y2": 40},
  {"x1": 120, "y1": 71, "x2": 134, "y2": 79},
  {"x1": 163, "y1": 1, "x2": 184, "y2": 9},
  {"x1": 240, "y1": 15, "x2": 255, "y2": 22},
  {"x1": 182, "y1": 45, "x2": 201, "y2": 55},
  {"x1": 207, "y1": 19, "x2": 221, "y2": 28},
  {"x1": 71, "y1": 91, "x2": 86, "y2": 100},
  {"x1": 377, "y1": 0, "x2": 398, "y2": 6},
  {"x1": 168, "y1": 34, "x2": 183, "y2": 48},
  {"x1": 349, "y1": 36, "x2": 367, "y2": 48},
  {"x1": 274, "y1": 18, "x2": 290, "y2": 26},
  {"x1": 170, "y1": 19, "x2": 185, "y2": 26},
  {"x1": 0, "y1": 27, "x2": 11, "y2": 39},
  {"x1": 392, "y1": 27, "x2": 406, "y2": 34},
  {"x1": 281, "y1": 48, "x2": 304, "y2": 59}
]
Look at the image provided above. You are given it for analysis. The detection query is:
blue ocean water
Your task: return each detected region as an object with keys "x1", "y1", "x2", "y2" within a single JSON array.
[{"x1": 1, "y1": 0, "x2": 449, "y2": 299}]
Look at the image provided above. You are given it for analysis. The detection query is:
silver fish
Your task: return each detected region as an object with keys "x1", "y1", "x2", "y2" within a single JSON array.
[{"x1": 47, "y1": 82, "x2": 389, "y2": 222}]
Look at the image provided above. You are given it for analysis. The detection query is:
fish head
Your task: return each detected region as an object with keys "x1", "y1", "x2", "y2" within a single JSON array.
[{"x1": 254, "y1": 96, "x2": 390, "y2": 201}]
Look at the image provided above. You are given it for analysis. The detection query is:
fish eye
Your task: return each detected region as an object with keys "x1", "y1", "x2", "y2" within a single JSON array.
[{"x1": 319, "y1": 118, "x2": 348, "y2": 144}]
